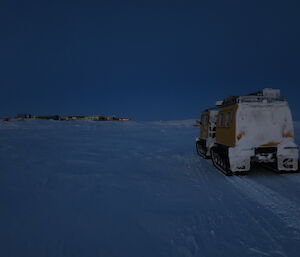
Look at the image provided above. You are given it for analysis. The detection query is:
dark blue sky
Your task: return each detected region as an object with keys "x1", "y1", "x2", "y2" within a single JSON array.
[{"x1": 1, "y1": 0, "x2": 300, "y2": 120}]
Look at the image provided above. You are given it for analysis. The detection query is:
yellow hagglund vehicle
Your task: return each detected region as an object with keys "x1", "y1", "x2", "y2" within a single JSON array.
[{"x1": 196, "y1": 88, "x2": 299, "y2": 175}]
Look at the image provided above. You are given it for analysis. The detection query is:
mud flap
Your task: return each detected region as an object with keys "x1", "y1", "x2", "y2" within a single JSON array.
[
  {"x1": 228, "y1": 147, "x2": 252, "y2": 172},
  {"x1": 277, "y1": 145, "x2": 299, "y2": 171},
  {"x1": 277, "y1": 156, "x2": 298, "y2": 171}
]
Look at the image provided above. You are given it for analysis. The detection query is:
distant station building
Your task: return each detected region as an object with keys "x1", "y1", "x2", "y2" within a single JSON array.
[
  {"x1": 16, "y1": 113, "x2": 33, "y2": 119},
  {"x1": 118, "y1": 118, "x2": 131, "y2": 121},
  {"x1": 14, "y1": 114, "x2": 132, "y2": 122},
  {"x1": 35, "y1": 115, "x2": 60, "y2": 120},
  {"x1": 84, "y1": 115, "x2": 107, "y2": 121}
]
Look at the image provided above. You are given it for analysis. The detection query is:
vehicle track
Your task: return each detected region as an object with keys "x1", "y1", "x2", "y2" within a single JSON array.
[
  {"x1": 171, "y1": 155, "x2": 295, "y2": 257},
  {"x1": 227, "y1": 175, "x2": 300, "y2": 231}
]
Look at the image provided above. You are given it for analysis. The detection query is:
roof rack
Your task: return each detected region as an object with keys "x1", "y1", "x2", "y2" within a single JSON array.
[{"x1": 220, "y1": 88, "x2": 285, "y2": 107}]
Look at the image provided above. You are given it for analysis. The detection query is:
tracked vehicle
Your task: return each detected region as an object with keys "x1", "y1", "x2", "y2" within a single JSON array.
[{"x1": 196, "y1": 88, "x2": 299, "y2": 175}]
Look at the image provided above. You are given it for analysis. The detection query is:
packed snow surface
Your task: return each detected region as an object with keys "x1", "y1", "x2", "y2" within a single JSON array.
[{"x1": 1, "y1": 119, "x2": 300, "y2": 257}]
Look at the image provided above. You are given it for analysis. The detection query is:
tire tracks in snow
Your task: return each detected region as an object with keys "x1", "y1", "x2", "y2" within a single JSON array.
[
  {"x1": 180, "y1": 153, "x2": 217, "y2": 185},
  {"x1": 283, "y1": 173, "x2": 300, "y2": 185},
  {"x1": 168, "y1": 156, "x2": 298, "y2": 256},
  {"x1": 228, "y1": 176, "x2": 300, "y2": 231}
]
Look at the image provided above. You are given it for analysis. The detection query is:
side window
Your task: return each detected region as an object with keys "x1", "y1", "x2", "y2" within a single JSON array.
[
  {"x1": 218, "y1": 111, "x2": 234, "y2": 127},
  {"x1": 229, "y1": 112, "x2": 232, "y2": 124},
  {"x1": 224, "y1": 113, "x2": 228, "y2": 127},
  {"x1": 201, "y1": 114, "x2": 205, "y2": 125},
  {"x1": 220, "y1": 113, "x2": 225, "y2": 127},
  {"x1": 225, "y1": 112, "x2": 231, "y2": 127},
  {"x1": 201, "y1": 114, "x2": 209, "y2": 125}
]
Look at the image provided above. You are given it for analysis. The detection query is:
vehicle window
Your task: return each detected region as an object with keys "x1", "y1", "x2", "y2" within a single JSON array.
[
  {"x1": 226, "y1": 112, "x2": 232, "y2": 126},
  {"x1": 201, "y1": 114, "x2": 209, "y2": 125},
  {"x1": 201, "y1": 115, "x2": 205, "y2": 125},
  {"x1": 229, "y1": 111, "x2": 233, "y2": 124},
  {"x1": 220, "y1": 113, "x2": 225, "y2": 127},
  {"x1": 224, "y1": 113, "x2": 229, "y2": 127}
]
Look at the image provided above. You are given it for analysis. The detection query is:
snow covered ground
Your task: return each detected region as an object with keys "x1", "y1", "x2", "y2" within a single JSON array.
[{"x1": 1, "y1": 119, "x2": 300, "y2": 257}]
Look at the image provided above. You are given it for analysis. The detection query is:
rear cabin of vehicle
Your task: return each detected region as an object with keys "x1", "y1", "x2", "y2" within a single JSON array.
[{"x1": 196, "y1": 88, "x2": 299, "y2": 175}]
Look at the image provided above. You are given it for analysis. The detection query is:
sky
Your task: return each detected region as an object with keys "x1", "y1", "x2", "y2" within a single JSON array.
[{"x1": 1, "y1": 0, "x2": 300, "y2": 120}]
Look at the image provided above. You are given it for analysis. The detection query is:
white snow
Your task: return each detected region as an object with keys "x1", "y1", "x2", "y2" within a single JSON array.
[
  {"x1": 236, "y1": 102, "x2": 295, "y2": 148},
  {"x1": 1, "y1": 119, "x2": 300, "y2": 257}
]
